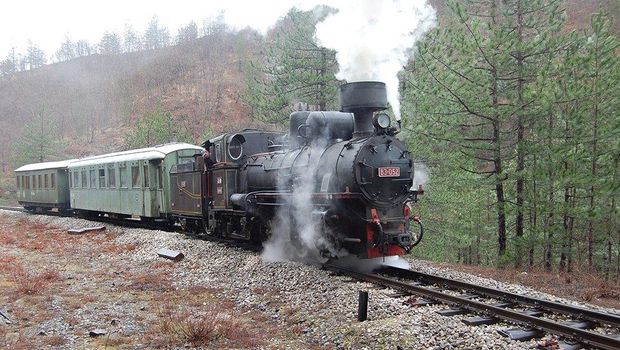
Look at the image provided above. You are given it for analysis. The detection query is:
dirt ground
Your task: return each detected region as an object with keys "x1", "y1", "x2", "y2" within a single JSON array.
[
  {"x1": 428, "y1": 261, "x2": 620, "y2": 310},
  {"x1": 0, "y1": 215, "x2": 323, "y2": 349},
  {"x1": 2, "y1": 212, "x2": 619, "y2": 350}
]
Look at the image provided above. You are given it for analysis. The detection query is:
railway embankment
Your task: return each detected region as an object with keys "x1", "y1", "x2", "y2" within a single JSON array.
[{"x1": 1, "y1": 209, "x2": 618, "y2": 349}]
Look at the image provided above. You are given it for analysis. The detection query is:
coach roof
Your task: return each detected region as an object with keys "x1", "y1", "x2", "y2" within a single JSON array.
[
  {"x1": 15, "y1": 160, "x2": 76, "y2": 172},
  {"x1": 68, "y1": 143, "x2": 203, "y2": 168}
]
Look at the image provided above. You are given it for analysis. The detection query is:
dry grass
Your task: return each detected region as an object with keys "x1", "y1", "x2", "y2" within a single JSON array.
[
  {"x1": 155, "y1": 302, "x2": 267, "y2": 348},
  {"x1": 9, "y1": 264, "x2": 60, "y2": 296},
  {"x1": 0, "y1": 233, "x2": 16, "y2": 245},
  {"x1": 127, "y1": 271, "x2": 172, "y2": 291},
  {"x1": 0, "y1": 215, "x2": 313, "y2": 349},
  {"x1": 0, "y1": 256, "x2": 17, "y2": 272},
  {"x1": 431, "y1": 261, "x2": 620, "y2": 309},
  {"x1": 44, "y1": 335, "x2": 67, "y2": 346}
]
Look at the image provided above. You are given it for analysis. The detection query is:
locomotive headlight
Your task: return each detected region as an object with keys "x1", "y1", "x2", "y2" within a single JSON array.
[{"x1": 374, "y1": 113, "x2": 391, "y2": 129}]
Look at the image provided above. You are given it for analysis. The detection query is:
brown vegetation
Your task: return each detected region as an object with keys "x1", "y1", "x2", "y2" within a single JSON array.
[
  {"x1": 0, "y1": 214, "x2": 320, "y2": 348},
  {"x1": 431, "y1": 261, "x2": 620, "y2": 309},
  {"x1": 9, "y1": 265, "x2": 60, "y2": 296},
  {"x1": 155, "y1": 301, "x2": 268, "y2": 348}
]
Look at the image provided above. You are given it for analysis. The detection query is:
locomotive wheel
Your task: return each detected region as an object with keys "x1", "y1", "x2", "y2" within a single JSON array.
[
  {"x1": 179, "y1": 218, "x2": 188, "y2": 231},
  {"x1": 257, "y1": 219, "x2": 272, "y2": 243},
  {"x1": 179, "y1": 218, "x2": 199, "y2": 233}
]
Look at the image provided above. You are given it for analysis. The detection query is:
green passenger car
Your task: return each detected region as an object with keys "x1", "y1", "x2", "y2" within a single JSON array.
[
  {"x1": 15, "y1": 160, "x2": 73, "y2": 211},
  {"x1": 68, "y1": 143, "x2": 203, "y2": 219}
]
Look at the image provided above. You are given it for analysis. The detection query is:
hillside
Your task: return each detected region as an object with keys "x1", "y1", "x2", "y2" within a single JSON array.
[
  {"x1": 0, "y1": 0, "x2": 615, "y2": 175},
  {"x1": 0, "y1": 29, "x2": 270, "y2": 173}
]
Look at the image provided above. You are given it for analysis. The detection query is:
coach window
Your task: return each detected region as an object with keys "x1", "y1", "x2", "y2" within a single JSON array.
[
  {"x1": 89, "y1": 169, "x2": 96, "y2": 188},
  {"x1": 32, "y1": 175, "x2": 37, "y2": 189},
  {"x1": 119, "y1": 164, "x2": 128, "y2": 188},
  {"x1": 99, "y1": 168, "x2": 106, "y2": 188},
  {"x1": 143, "y1": 165, "x2": 150, "y2": 188},
  {"x1": 38, "y1": 175, "x2": 42, "y2": 188},
  {"x1": 81, "y1": 170, "x2": 87, "y2": 188},
  {"x1": 51, "y1": 174, "x2": 55, "y2": 189},
  {"x1": 131, "y1": 165, "x2": 140, "y2": 188},
  {"x1": 108, "y1": 165, "x2": 116, "y2": 188},
  {"x1": 158, "y1": 166, "x2": 163, "y2": 189},
  {"x1": 44, "y1": 174, "x2": 49, "y2": 188}
]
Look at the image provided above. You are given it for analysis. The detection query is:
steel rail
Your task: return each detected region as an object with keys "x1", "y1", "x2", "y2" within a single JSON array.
[
  {"x1": 324, "y1": 264, "x2": 620, "y2": 350},
  {"x1": 377, "y1": 265, "x2": 620, "y2": 328}
]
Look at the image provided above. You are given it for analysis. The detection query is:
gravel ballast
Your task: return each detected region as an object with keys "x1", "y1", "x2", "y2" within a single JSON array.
[{"x1": 1, "y1": 209, "x2": 618, "y2": 349}]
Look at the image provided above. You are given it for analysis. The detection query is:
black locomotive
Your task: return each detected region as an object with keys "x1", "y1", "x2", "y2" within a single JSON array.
[{"x1": 170, "y1": 81, "x2": 423, "y2": 259}]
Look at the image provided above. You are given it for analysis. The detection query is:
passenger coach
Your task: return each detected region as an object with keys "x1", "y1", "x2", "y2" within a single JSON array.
[
  {"x1": 68, "y1": 143, "x2": 203, "y2": 220},
  {"x1": 15, "y1": 160, "x2": 73, "y2": 212}
]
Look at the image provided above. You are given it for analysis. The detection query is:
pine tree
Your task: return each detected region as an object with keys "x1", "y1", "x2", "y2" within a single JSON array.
[
  {"x1": 56, "y1": 36, "x2": 76, "y2": 62},
  {"x1": 26, "y1": 41, "x2": 46, "y2": 69},
  {"x1": 125, "y1": 105, "x2": 193, "y2": 148},
  {"x1": 242, "y1": 7, "x2": 339, "y2": 125},
  {"x1": 99, "y1": 32, "x2": 122, "y2": 55},
  {"x1": 12, "y1": 110, "x2": 65, "y2": 166}
]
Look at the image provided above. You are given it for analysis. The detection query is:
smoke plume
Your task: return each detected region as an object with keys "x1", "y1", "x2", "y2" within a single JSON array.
[{"x1": 315, "y1": 0, "x2": 436, "y2": 120}]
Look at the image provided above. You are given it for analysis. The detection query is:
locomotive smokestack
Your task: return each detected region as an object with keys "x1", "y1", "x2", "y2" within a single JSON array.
[{"x1": 339, "y1": 81, "x2": 388, "y2": 138}]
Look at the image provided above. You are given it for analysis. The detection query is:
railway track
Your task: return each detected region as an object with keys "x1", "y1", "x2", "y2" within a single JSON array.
[{"x1": 324, "y1": 263, "x2": 620, "y2": 350}]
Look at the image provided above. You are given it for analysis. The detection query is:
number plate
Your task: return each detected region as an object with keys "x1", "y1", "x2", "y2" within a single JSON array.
[{"x1": 378, "y1": 167, "x2": 400, "y2": 178}]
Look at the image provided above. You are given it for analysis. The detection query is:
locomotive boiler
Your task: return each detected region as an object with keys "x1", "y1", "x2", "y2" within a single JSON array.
[{"x1": 173, "y1": 81, "x2": 423, "y2": 259}]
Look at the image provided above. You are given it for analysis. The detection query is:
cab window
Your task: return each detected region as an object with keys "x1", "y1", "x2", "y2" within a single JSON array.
[{"x1": 215, "y1": 143, "x2": 222, "y2": 162}]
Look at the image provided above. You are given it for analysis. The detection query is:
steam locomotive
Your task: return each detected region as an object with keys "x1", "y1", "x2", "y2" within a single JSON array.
[{"x1": 170, "y1": 81, "x2": 423, "y2": 259}]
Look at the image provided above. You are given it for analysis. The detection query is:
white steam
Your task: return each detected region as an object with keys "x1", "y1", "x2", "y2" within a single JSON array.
[
  {"x1": 315, "y1": 0, "x2": 436, "y2": 120},
  {"x1": 331, "y1": 255, "x2": 411, "y2": 273},
  {"x1": 261, "y1": 134, "x2": 345, "y2": 264},
  {"x1": 412, "y1": 162, "x2": 429, "y2": 189}
]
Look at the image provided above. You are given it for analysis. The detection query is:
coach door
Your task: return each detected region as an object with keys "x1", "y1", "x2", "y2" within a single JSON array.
[
  {"x1": 156, "y1": 162, "x2": 164, "y2": 215},
  {"x1": 142, "y1": 162, "x2": 150, "y2": 216},
  {"x1": 130, "y1": 163, "x2": 143, "y2": 216}
]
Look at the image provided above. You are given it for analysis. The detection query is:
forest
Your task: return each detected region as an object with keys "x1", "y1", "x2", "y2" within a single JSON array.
[{"x1": 0, "y1": 0, "x2": 618, "y2": 279}]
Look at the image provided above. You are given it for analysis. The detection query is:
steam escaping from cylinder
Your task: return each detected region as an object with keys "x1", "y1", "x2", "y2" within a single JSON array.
[
  {"x1": 315, "y1": 0, "x2": 436, "y2": 120},
  {"x1": 413, "y1": 162, "x2": 429, "y2": 189}
]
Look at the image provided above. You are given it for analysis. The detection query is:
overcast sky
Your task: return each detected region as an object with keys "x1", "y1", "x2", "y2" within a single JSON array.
[{"x1": 0, "y1": 0, "x2": 320, "y2": 58}]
